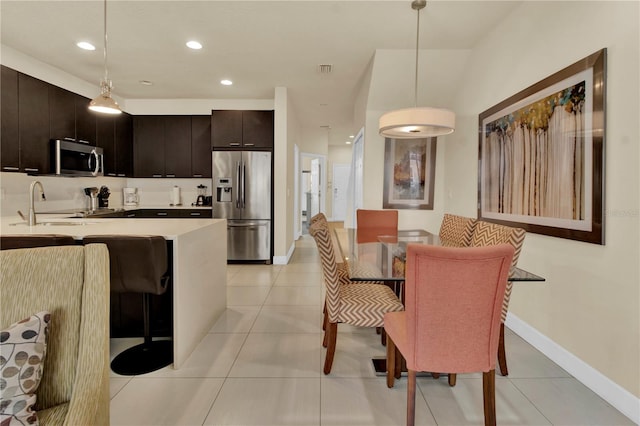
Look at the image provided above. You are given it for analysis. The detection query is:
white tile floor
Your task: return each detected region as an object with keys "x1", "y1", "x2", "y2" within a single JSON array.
[{"x1": 109, "y1": 236, "x2": 633, "y2": 426}]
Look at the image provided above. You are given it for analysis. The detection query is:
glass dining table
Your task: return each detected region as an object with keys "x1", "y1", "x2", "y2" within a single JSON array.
[
  {"x1": 334, "y1": 228, "x2": 545, "y2": 283},
  {"x1": 332, "y1": 228, "x2": 546, "y2": 375}
]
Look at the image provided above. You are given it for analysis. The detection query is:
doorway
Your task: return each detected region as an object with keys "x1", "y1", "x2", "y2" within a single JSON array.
[{"x1": 299, "y1": 153, "x2": 327, "y2": 235}]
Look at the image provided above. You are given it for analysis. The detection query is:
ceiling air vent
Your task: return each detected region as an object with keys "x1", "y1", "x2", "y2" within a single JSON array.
[{"x1": 318, "y1": 64, "x2": 333, "y2": 74}]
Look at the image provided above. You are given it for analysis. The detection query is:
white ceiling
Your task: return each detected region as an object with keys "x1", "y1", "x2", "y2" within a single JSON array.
[{"x1": 0, "y1": 1, "x2": 520, "y2": 145}]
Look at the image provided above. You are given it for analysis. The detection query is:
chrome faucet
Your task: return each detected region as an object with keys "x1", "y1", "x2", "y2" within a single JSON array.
[{"x1": 28, "y1": 180, "x2": 46, "y2": 226}]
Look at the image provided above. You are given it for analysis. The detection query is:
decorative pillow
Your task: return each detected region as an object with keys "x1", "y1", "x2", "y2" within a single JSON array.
[{"x1": 0, "y1": 311, "x2": 50, "y2": 426}]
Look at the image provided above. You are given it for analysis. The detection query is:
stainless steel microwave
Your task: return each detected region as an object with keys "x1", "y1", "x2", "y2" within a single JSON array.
[{"x1": 51, "y1": 139, "x2": 104, "y2": 177}]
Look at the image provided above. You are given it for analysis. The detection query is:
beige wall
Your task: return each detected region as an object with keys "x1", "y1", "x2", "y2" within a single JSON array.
[{"x1": 446, "y1": 0, "x2": 639, "y2": 402}]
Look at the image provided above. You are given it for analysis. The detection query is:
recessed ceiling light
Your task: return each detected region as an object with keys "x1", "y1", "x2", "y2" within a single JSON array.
[
  {"x1": 186, "y1": 40, "x2": 202, "y2": 50},
  {"x1": 77, "y1": 41, "x2": 95, "y2": 51},
  {"x1": 345, "y1": 141, "x2": 352, "y2": 145},
  {"x1": 349, "y1": 135, "x2": 354, "y2": 138},
  {"x1": 139, "y1": 80, "x2": 153, "y2": 86},
  {"x1": 220, "y1": 79, "x2": 233, "y2": 86}
]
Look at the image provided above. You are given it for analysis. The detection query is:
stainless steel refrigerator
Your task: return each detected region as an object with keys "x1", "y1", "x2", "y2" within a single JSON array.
[{"x1": 212, "y1": 151, "x2": 272, "y2": 262}]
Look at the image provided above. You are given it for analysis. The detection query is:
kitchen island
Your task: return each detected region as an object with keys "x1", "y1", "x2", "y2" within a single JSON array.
[{"x1": 0, "y1": 216, "x2": 227, "y2": 369}]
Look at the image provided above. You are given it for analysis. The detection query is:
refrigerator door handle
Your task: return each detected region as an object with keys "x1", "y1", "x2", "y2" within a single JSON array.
[
  {"x1": 235, "y1": 161, "x2": 241, "y2": 209},
  {"x1": 240, "y1": 160, "x2": 246, "y2": 209}
]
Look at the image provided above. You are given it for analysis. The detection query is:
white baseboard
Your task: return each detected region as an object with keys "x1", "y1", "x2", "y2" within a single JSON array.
[
  {"x1": 272, "y1": 241, "x2": 295, "y2": 265},
  {"x1": 506, "y1": 313, "x2": 640, "y2": 424}
]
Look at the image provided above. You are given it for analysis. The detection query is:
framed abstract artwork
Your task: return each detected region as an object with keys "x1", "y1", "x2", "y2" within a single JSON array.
[
  {"x1": 478, "y1": 48, "x2": 606, "y2": 244},
  {"x1": 383, "y1": 137, "x2": 436, "y2": 210}
]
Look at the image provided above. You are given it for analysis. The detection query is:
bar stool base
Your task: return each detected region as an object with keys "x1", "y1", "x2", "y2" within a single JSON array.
[{"x1": 111, "y1": 340, "x2": 173, "y2": 375}]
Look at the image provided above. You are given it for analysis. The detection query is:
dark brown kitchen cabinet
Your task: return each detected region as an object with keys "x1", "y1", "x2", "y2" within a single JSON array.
[
  {"x1": 96, "y1": 111, "x2": 132, "y2": 177},
  {"x1": 191, "y1": 115, "x2": 212, "y2": 177},
  {"x1": 133, "y1": 115, "x2": 165, "y2": 177},
  {"x1": 115, "y1": 113, "x2": 133, "y2": 177},
  {"x1": 75, "y1": 94, "x2": 96, "y2": 144},
  {"x1": 1, "y1": 66, "x2": 20, "y2": 172},
  {"x1": 49, "y1": 88, "x2": 95, "y2": 144},
  {"x1": 133, "y1": 115, "x2": 203, "y2": 178},
  {"x1": 49, "y1": 85, "x2": 76, "y2": 141},
  {"x1": 211, "y1": 110, "x2": 273, "y2": 149},
  {"x1": 96, "y1": 114, "x2": 116, "y2": 175},
  {"x1": 242, "y1": 110, "x2": 274, "y2": 148},
  {"x1": 18, "y1": 73, "x2": 49, "y2": 174},
  {"x1": 164, "y1": 116, "x2": 191, "y2": 178}
]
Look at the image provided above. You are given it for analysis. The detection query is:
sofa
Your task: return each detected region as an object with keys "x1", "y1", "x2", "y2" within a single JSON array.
[{"x1": 0, "y1": 244, "x2": 110, "y2": 425}]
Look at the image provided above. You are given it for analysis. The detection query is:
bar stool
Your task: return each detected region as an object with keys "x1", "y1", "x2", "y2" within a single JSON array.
[
  {"x1": 0, "y1": 234, "x2": 76, "y2": 250},
  {"x1": 83, "y1": 235, "x2": 172, "y2": 375}
]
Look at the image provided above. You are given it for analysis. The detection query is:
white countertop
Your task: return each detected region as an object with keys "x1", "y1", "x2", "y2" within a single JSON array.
[{"x1": 1, "y1": 215, "x2": 224, "y2": 240}]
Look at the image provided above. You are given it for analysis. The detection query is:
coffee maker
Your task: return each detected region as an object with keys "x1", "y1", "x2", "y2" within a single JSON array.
[{"x1": 123, "y1": 188, "x2": 139, "y2": 206}]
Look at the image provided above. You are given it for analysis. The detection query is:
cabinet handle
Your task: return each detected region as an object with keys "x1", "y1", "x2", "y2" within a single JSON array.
[
  {"x1": 107, "y1": 173, "x2": 117, "y2": 177},
  {"x1": 117, "y1": 174, "x2": 126, "y2": 177},
  {"x1": 3, "y1": 166, "x2": 19, "y2": 171},
  {"x1": 193, "y1": 174, "x2": 203, "y2": 178},
  {"x1": 126, "y1": 213, "x2": 136, "y2": 218},
  {"x1": 190, "y1": 212, "x2": 201, "y2": 216},
  {"x1": 24, "y1": 168, "x2": 39, "y2": 172},
  {"x1": 166, "y1": 174, "x2": 176, "y2": 178},
  {"x1": 152, "y1": 174, "x2": 162, "y2": 178},
  {"x1": 77, "y1": 139, "x2": 90, "y2": 144},
  {"x1": 229, "y1": 142, "x2": 241, "y2": 146},
  {"x1": 244, "y1": 143, "x2": 255, "y2": 147},
  {"x1": 156, "y1": 212, "x2": 168, "y2": 216}
]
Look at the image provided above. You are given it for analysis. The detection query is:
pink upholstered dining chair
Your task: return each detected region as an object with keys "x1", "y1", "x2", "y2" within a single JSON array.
[
  {"x1": 356, "y1": 209, "x2": 398, "y2": 243},
  {"x1": 384, "y1": 243, "x2": 514, "y2": 426}
]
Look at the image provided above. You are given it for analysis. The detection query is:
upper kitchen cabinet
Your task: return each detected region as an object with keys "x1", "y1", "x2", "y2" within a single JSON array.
[
  {"x1": 48, "y1": 85, "x2": 76, "y2": 141},
  {"x1": 18, "y1": 73, "x2": 50, "y2": 174},
  {"x1": 164, "y1": 116, "x2": 192, "y2": 178},
  {"x1": 1, "y1": 66, "x2": 20, "y2": 172},
  {"x1": 96, "y1": 113, "x2": 115, "y2": 174},
  {"x1": 211, "y1": 110, "x2": 274, "y2": 149},
  {"x1": 75, "y1": 94, "x2": 96, "y2": 144},
  {"x1": 98, "y1": 112, "x2": 133, "y2": 177},
  {"x1": 134, "y1": 115, "x2": 165, "y2": 177},
  {"x1": 191, "y1": 115, "x2": 212, "y2": 177},
  {"x1": 48, "y1": 88, "x2": 96, "y2": 144},
  {"x1": 115, "y1": 113, "x2": 133, "y2": 177},
  {"x1": 133, "y1": 115, "x2": 206, "y2": 178}
]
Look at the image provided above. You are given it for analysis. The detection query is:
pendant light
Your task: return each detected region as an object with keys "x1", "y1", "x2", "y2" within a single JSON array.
[
  {"x1": 378, "y1": 0, "x2": 454, "y2": 138},
  {"x1": 89, "y1": 0, "x2": 122, "y2": 115}
]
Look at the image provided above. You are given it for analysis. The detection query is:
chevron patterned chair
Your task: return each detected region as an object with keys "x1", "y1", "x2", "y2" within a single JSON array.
[
  {"x1": 309, "y1": 221, "x2": 404, "y2": 374},
  {"x1": 438, "y1": 213, "x2": 477, "y2": 247},
  {"x1": 440, "y1": 220, "x2": 525, "y2": 385},
  {"x1": 309, "y1": 212, "x2": 350, "y2": 283}
]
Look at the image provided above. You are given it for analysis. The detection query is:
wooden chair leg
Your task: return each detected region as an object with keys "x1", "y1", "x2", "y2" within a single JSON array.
[
  {"x1": 448, "y1": 373, "x2": 457, "y2": 387},
  {"x1": 323, "y1": 322, "x2": 338, "y2": 374},
  {"x1": 381, "y1": 327, "x2": 387, "y2": 346},
  {"x1": 431, "y1": 372, "x2": 440, "y2": 379},
  {"x1": 376, "y1": 326, "x2": 382, "y2": 335},
  {"x1": 322, "y1": 300, "x2": 326, "y2": 331},
  {"x1": 407, "y1": 370, "x2": 417, "y2": 426},
  {"x1": 395, "y1": 347, "x2": 403, "y2": 379},
  {"x1": 482, "y1": 370, "x2": 496, "y2": 426},
  {"x1": 322, "y1": 310, "x2": 329, "y2": 347},
  {"x1": 498, "y1": 323, "x2": 508, "y2": 376},
  {"x1": 386, "y1": 335, "x2": 396, "y2": 388}
]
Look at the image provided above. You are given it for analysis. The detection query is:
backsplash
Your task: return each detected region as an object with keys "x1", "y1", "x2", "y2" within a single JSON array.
[{"x1": 0, "y1": 172, "x2": 213, "y2": 218}]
